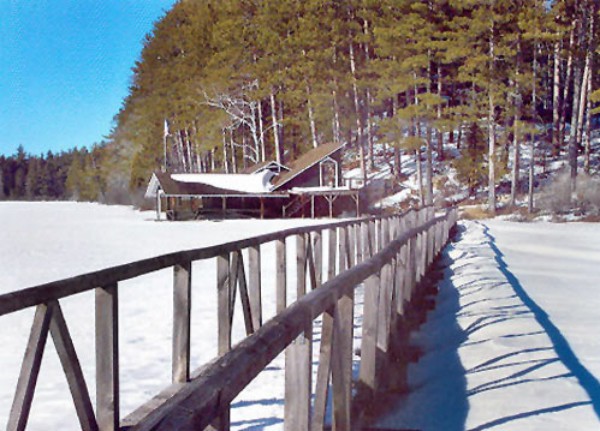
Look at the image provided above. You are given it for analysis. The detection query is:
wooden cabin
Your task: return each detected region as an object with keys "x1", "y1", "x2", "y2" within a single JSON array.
[{"x1": 145, "y1": 142, "x2": 361, "y2": 220}]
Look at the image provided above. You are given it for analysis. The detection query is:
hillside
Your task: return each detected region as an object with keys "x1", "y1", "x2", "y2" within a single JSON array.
[{"x1": 1, "y1": 0, "x2": 598, "y2": 217}]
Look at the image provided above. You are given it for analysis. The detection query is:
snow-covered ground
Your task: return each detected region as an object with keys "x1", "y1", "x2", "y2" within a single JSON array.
[
  {"x1": 2, "y1": 203, "x2": 599, "y2": 430},
  {"x1": 0, "y1": 202, "x2": 333, "y2": 430},
  {"x1": 377, "y1": 220, "x2": 600, "y2": 430}
]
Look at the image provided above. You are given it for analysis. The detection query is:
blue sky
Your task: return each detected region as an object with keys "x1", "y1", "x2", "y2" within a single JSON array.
[{"x1": 0, "y1": 0, "x2": 176, "y2": 157}]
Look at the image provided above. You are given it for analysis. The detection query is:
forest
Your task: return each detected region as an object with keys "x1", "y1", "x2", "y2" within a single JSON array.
[{"x1": 2, "y1": 0, "x2": 599, "y2": 213}]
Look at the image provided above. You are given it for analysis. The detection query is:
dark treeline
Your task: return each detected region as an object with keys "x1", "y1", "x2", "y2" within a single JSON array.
[
  {"x1": 7, "y1": 1, "x2": 600, "y2": 210},
  {"x1": 0, "y1": 144, "x2": 114, "y2": 202}
]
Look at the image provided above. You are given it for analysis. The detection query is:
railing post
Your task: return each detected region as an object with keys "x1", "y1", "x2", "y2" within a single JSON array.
[
  {"x1": 358, "y1": 273, "x2": 381, "y2": 400},
  {"x1": 331, "y1": 290, "x2": 353, "y2": 430},
  {"x1": 355, "y1": 222, "x2": 363, "y2": 264},
  {"x1": 382, "y1": 217, "x2": 390, "y2": 248},
  {"x1": 276, "y1": 238, "x2": 287, "y2": 313},
  {"x1": 327, "y1": 228, "x2": 337, "y2": 281},
  {"x1": 347, "y1": 224, "x2": 356, "y2": 268},
  {"x1": 370, "y1": 220, "x2": 377, "y2": 256},
  {"x1": 313, "y1": 230, "x2": 323, "y2": 289},
  {"x1": 8, "y1": 304, "x2": 53, "y2": 431},
  {"x1": 377, "y1": 262, "x2": 394, "y2": 371},
  {"x1": 248, "y1": 245, "x2": 262, "y2": 329},
  {"x1": 361, "y1": 221, "x2": 369, "y2": 261},
  {"x1": 214, "y1": 255, "x2": 231, "y2": 430},
  {"x1": 338, "y1": 227, "x2": 348, "y2": 273},
  {"x1": 284, "y1": 234, "x2": 312, "y2": 431},
  {"x1": 217, "y1": 254, "x2": 231, "y2": 355},
  {"x1": 173, "y1": 261, "x2": 191, "y2": 384},
  {"x1": 96, "y1": 283, "x2": 119, "y2": 431}
]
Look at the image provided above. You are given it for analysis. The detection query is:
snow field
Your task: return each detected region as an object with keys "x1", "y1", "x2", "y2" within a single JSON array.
[
  {"x1": 0, "y1": 202, "x2": 344, "y2": 430},
  {"x1": 377, "y1": 220, "x2": 600, "y2": 430}
]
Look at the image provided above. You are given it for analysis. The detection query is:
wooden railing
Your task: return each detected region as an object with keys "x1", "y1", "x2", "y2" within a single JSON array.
[{"x1": 0, "y1": 206, "x2": 457, "y2": 431}]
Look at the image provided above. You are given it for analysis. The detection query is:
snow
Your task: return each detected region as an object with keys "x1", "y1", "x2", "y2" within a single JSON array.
[
  {"x1": 0, "y1": 202, "x2": 328, "y2": 430},
  {"x1": 171, "y1": 170, "x2": 275, "y2": 193},
  {"x1": 2, "y1": 203, "x2": 599, "y2": 430},
  {"x1": 376, "y1": 220, "x2": 600, "y2": 430}
]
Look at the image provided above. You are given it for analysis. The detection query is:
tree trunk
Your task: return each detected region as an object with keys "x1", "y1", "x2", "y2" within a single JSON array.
[
  {"x1": 278, "y1": 96, "x2": 285, "y2": 162},
  {"x1": 552, "y1": 40, "x2": 561, "y2": 155},
  {"x1": 222, "y1": 128, "x2": 231, "y2": 174},
  {"x1": 363, "y1": 19, "x2": 375, "y2": 170},
  {"x1": 258, "y1": 100, "x2": 265, "y2": 162},
  {"x1": 415, "y1": 149, "x2": 424, "y2": 206},
  {"x1": 584, "y1": 63, "x2": 592, "y2": 174},
  {"x1": 162, "y1": 119, "x2": 169, "y2": 172},
  {"x1": 488, "y1": 23, "x2": 496, "y2": 215},
  {"x1": 349, "y1": 41, "x2": 367, "y2": 184},
  {"x1": 177, "y1": 130, "x2": 187, "y2": 173},
  {"x1": 393, "y1": 96, "x2": 401, "y2": 178},
  {"x1": 230, "y1": 128, "x2": 238, "y2": 174},
  {"x1": 568, "y1": 63, "x2": 582, "y2": 193},
  {"x1": 366, "y1": 88, "x2": 375, "y2": 170},
  {"x1": 510, "y1": 40, "x2": 521, "y2": 208},
  {"x1": 425, "y1": 125, "x2": 433, "y2": 206},
  {"x1": 270, "y1": 91, "x2": 282, "y2": 165},
  {"x1": 559, "y1": 25, "x2": 576, "y2": 153},
  {"x1": 306, "y1": 86, "x2": 318, "y2": 148},
  {"x1": 331, "y1": 46, "x2": 341, "y2": 145},
  {"x1": 425, "y1": 54, "x2": 433, "y2": 206},
  {"x1": 576, "y1": 53, "x2": 590, "y2": 148},
  {"x1": 437, "y1": 63, "x2": 444, "y2": 160}
]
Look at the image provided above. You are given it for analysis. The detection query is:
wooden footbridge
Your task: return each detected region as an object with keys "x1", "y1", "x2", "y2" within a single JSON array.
[{"x1": 1, "y1": 206, "x2": 457, "y2": 431}]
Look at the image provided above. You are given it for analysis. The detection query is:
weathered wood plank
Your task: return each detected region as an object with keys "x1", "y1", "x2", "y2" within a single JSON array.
[
  {"x1": 297, "y1": 234, "x2": 307, "y2": 297},
  {"x1": 359, "y1": 274, "x2": 380, "y2": 395},
  {"x1": 306, "y1": 235, "x2": 318, "y2": 291},
  {"x1": 347, "y1": 223, "x2": 356, "y2": 268},
  {"x1": 248, "y1": 245, "x2": 262, "y2": 330},
  {"x1": 217, "y1": 255, "x2": 231, "y2": 355},
  {"x1": 313, "y1": 230, "x2": 323, "y2": 289},
  {"x1": 331, "y1": 291, "x2": 353, "y2": 430},
  {"x1": 311, "y1": 308, "x2": 334, "y2": 431},
  {"x1": 8, "y1": 304, "x2": 53, "y2": 431},
  {"x1": 377, "y1": 262, "x2": 393, "y2": 354},
  {"x1": 355, "y1": 223, "x2": 363, "y2": 264},
  {"x1": 96, "y1": 283, "x2": 119, "y2": 431},
  {"x1": 327, "y1": 228, "x2": 337, "y2": 280},
  {"x1": 368, "y1": 221, "x2": 376, "y2": 257},
  {"x1": 49, "y1": 301, "x2": 98, "y2": 431},
  {"x1": 234, "y1": 251, "x2": 254, "y2": 336},
  {"x1": 173, "y1": 261, "x2": 191, "y2": 384},
  {"x1": 285, "y1": 324, "x2": 313, "y2": 431},
  {"x1": 276, "y1": 238, "x2": 287, "y2": 313},
  {"x1": 337, "y1": 227, "x2": 347, "y2": 273}
]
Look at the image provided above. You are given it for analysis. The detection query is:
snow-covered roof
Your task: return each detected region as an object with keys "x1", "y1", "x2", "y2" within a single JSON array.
[
  {"x1": 172, "y1": 171, "x2": 275, "y2": 193},
  {"x1": 145, "y1": 170, "x2": 276, "y2": 198}
]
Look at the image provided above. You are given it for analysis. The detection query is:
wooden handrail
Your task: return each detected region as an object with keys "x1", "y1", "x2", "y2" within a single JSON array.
[
  {"x1": 3, "y1": 205, "x2": 456, "y2": 431},
  {"x1": 0, "y1": 212, "x2": 415, "y2": 317},
  {"x1": 128, "y1": 211, "x2": 456, "y2": 431}
]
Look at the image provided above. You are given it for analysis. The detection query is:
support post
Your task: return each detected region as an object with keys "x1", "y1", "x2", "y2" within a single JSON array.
[
  {"x1": 96, "y1": 284, "x2": 119, "y2": 431},
  {"x1": 248, "y1": 245, "x2": 262, "y2": 329},
  {"x1": 276, "y1": 239, "x2": 287, "y2": 313},
  {"x1": 284, "y1": 234, "x2": 312, "y2": 430},
  {"x1": 173, "y1": 261, "x2": 191, "y2": 383}
]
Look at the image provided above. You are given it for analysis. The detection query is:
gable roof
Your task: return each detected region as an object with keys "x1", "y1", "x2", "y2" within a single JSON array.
[{"x1": 272, "y1": 142, "x2": 345, "y2": 191}]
